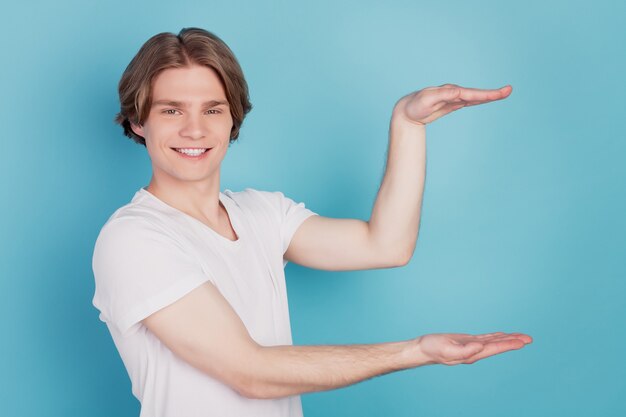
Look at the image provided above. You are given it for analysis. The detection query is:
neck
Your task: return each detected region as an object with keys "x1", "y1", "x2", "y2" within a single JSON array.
[{"x1": 146, "y1": 173, "x2": 223, "y2": 226}]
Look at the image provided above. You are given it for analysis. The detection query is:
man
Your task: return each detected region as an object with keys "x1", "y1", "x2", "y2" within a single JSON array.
[{"x1": 92, "y1": 27, "x2": 532, "y2": 417}]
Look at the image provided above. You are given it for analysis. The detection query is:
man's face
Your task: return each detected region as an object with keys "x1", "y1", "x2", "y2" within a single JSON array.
[{"x1": 131, "y1": 64, "x2": 234, "y2": 188}]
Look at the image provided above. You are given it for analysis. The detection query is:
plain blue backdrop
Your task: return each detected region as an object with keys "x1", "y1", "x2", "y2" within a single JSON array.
[{"x1": 1, "y1": 0, "x2": 624, "y2": 416}]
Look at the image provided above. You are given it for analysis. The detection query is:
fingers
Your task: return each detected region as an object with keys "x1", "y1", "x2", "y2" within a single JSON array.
[
  {"x1": 467, "y1": 338, "x2": 527, "y2": 362},
  {"x1": 432, "y1": 331, "x2": 532, "y2": 365},
  {"x1": 424, "y1": 84, "x2": 511, "y2": 108},
  {"x1": 475, "y1": 332, "x2": 507, "y2": 338},
  {"x1": 463, "y1": 331, "x2": 531, "y2": 342},
  {"x1": 476, "y1": 332, "x2": 533, "y2": 344},
  {"x1": 459, "y1": 334, "x2": 531, "y2": 364},
  {"x1": 506, "y1": 333, "x2": 533, "y2": 344},
  {"x1": 457, "y1": 85, "x2": 512, "y2": 103}
]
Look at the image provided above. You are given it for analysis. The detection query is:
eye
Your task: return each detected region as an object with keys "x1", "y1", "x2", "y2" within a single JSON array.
[
  {"x1": 162, "y1": 109, "x2": 180, "y2": 115},
  {"x1": 206, "y1": 109, "x2": 221, "y2": 115}
]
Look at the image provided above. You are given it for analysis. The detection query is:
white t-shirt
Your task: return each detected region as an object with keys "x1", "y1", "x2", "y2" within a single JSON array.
[{"x1": 92, "y1": 187, "x2": 318, "y2": 417}]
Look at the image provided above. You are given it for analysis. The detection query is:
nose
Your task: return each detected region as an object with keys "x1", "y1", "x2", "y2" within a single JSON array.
[{"x1": 179, "y1": 113, "x2": 207, "y2": 140}]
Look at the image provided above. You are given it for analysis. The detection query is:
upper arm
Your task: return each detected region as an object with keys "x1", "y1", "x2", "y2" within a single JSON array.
[
  {"x1": 283, "y1": 215, "x2": 408, "y2": 271},
  {"x1": 141, "y1": 281, "x2": 260, "y2": 397}
]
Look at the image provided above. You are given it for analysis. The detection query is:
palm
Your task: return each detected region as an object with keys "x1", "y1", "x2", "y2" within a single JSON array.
[
  {"x1": 417, "y1": 332, "x2": 532, "y2": 366},
  {"x1": 393, "y1": 84, "x2": 513, "y2": 125}
]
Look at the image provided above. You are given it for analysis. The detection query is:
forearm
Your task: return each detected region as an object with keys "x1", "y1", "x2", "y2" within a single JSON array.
[
  {"x1": 368, "y1": 115, "x2": 426, "y2": 263},
  {"x1": 242, "y1": 338, "x2": 430, "y2": 399}
]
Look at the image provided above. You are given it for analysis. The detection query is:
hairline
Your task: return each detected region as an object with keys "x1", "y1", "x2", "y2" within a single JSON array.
[{"x1": 151, "y1": 99, "x2": 230, "y2": 108}]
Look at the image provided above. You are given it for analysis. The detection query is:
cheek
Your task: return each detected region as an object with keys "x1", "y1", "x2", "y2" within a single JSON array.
[
  {"x1": 144, "y1": 123, "x2": 173, "y2": 146},
  {"x1": 143, "y1": 132, "x2": 166, "y2": 158},
  {"x1": 223, "y1": 115, "x2": 235, "y2": 135},
  {"x1": 144, "y1": 141, "x2": 159, "y2": 161}
]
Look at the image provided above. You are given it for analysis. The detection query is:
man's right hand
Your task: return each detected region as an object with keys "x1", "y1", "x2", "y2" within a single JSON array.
[
  {"x1": 414, "y1": 332, "x2": 533, "y2": 366},
  {"x1": 143, "y1": 280, "x2": 533, "y2": 400}
]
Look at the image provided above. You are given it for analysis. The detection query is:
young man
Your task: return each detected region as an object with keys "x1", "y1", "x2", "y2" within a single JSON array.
[{"x1": 92, "y1": 27, "x2": 532, "y2": 417}]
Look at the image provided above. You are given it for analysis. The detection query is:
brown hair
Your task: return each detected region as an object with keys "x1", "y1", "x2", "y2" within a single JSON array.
[{"x1": 115, "y1": 27, "x2": 252, "y2": 146}]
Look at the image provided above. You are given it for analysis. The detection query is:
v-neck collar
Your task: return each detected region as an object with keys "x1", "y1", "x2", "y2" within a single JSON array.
[{"x1": 138, "y1": 187, "x2": 242, "y2": 247}]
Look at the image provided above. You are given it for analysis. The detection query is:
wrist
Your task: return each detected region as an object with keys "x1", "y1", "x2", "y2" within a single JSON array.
[
  {"x1": 391, "y1": 95, "x2": 427, "y2": 129},
  {"x1": 389, "y1": 117, "x2": 427, "y2": 146},
  {"x1": 390, "y1": 110, "x2": 427, "y2": 137},
  {"x1": 402, "y1": 337, "x2": 437, "y2": 368}
]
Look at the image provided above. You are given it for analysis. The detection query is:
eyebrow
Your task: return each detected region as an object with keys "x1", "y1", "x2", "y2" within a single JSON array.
[{"x1": 151, "y1": 99, "x2": 229, "y2": 108}]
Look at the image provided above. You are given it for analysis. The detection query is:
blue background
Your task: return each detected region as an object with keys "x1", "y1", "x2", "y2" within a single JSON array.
[{"x1": 1, "y1": 0, "x2": 624, "y2": 416}]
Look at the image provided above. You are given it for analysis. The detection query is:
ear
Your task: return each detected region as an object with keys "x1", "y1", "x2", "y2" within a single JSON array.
[{"x1": 130, "y1": 122, "x2": 145, "y2": 138}]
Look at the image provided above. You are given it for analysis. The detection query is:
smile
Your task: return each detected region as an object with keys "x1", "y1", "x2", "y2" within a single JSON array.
[{"x1": 172, "y1": 148, "x2": 210, "y2": 157}]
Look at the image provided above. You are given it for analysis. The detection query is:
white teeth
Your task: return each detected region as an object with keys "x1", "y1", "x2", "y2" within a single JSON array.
[{"x1": 175, "y1": 148, "x2": 208, "y2": 156}]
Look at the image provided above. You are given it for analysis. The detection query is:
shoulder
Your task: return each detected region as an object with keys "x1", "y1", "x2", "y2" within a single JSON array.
[
  {"x1": 223, "y1": 188, "x2": 284, "y2": 207},
  {"x1": 223, "y1": 188, "x2": 307, "y2": 214},
  {"x1": 222, "y1": 188, "x2": 286, "y2": 220},
  {"x1": 93, "y1": 190, "x2": 185, "y2": 258}
]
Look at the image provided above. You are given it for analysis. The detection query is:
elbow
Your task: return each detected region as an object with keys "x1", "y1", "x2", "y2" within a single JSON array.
[
  {"x1": 374, "y1": 234, "x2": 418, "y2": 269},
  {"x1": 228, "y1": 372, "x2": 264, "y2": 399},
  {"x1": 394, "y1": 256, "x2": 411, "y2": 268},
  {"x1": 376, "y1": 247, "x2": 413, "y2": 269},
  {"x1": 229, "y1": 351, "x2": 282, "y2": 400},
  {"x1": 234, "y1": 379, "x2": 261, "y2": 399},
  {"x1": 195, "y1": 367, "x2": 260, "y2": 399},
  {"x1": 236, "y1": 379, "x2": 282, "y2": 400},
  {"x1": 373, "y1": 242, "x2": 414, "y2": 269},
  {"x1": 195, "y1": 346, "x2": 275, "y2": 400},
  {"x1": 393, "y1": 243, "x2": 415, "y2": 267}
]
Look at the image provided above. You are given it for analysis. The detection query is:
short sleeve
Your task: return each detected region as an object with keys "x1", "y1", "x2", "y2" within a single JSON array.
[
  {"x1": 250, "y1": 189, "x2": 318, "y2": 255},
  {"x1": 92, "y1": 218, "x2": 210, "y2": 336},
  {"x1": 282, "y1": 195, "x2": 318, "y2": 257}
]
